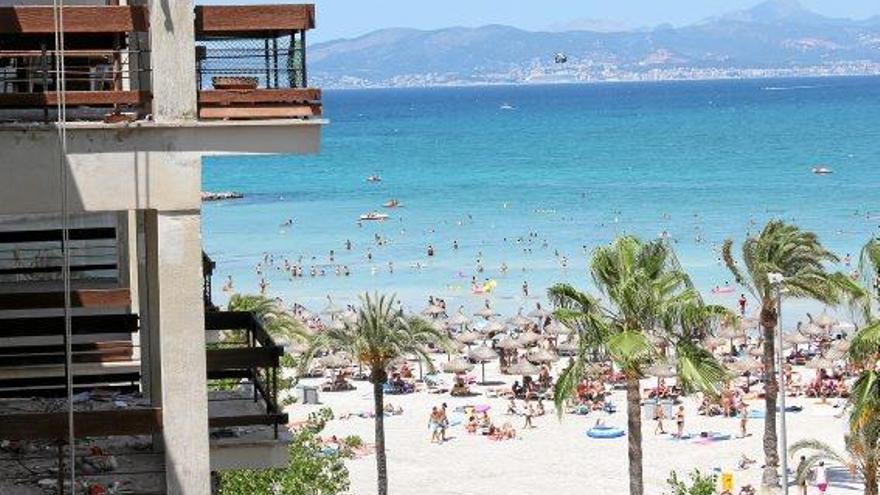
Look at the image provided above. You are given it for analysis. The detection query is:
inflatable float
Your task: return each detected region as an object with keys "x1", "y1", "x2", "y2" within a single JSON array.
[{"x1": 587, "y1": 425, "x2": 625, "y2": 439}]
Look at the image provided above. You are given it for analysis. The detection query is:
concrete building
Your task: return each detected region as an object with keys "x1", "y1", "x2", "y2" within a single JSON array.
[{"x1": 0, "y1": 2, "x2": 322, "y2": 494}]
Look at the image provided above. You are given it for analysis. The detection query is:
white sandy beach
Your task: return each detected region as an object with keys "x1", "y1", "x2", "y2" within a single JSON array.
[{"x1": 290, "y1": 357, "x2": 857, "y2": 495}]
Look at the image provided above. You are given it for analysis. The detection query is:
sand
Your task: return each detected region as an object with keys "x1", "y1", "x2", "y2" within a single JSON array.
[{"x1": 290, "y1": 358, "x2": 858, "y2": 495}]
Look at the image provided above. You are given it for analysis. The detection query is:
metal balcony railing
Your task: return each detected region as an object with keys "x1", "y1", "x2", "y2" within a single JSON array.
[{"x1": 205, "y1": 311, "x2": 287, "y2": 439}]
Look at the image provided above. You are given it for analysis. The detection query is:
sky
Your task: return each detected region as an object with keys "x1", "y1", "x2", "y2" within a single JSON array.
[{"x1": 204, "y1": 0, "x2": 880, "y2": 42}]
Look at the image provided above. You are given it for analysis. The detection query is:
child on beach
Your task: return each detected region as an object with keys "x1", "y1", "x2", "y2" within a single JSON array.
[{"x1": 814, "y1": 461, "x2": 828, "y2": 494}]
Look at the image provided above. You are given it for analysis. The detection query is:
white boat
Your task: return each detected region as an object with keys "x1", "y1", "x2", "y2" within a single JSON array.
[
  {"x1": 499, "y1": 103, "x2": 515, "y2": 110},
  {"x1": 359, "y1": 211, "x2": 389, "y2": 221},
  {"x1": 366, "y1": 174, "x2": 382, "y2": 183},
  {"x1": 812, "y1": 166, "x2": 834, "y2": 175}
]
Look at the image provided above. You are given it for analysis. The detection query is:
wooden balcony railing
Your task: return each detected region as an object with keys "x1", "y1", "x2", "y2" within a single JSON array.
[{"x1": 195, "y1": 4, "x2": 321, "y2": 120}]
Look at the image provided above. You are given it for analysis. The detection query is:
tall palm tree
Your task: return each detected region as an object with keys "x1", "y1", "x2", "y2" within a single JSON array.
[
  {"x1": 722, "y1": 220, "x2": 842, "y2": 486},
  {"x1": 551, "y1": 236, "x2": 729, "y2": 495},
  {"x1": 302, "y1": 293, "x2": 449, "y2": 495},
  {"x1": 790, "y1": 422, "x2": 880, "y2": 495}
]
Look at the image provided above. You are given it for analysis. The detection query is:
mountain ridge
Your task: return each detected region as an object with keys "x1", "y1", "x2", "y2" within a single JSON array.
[{"x1": 309, "y1": 0, "x2": 880, "y2": 88}]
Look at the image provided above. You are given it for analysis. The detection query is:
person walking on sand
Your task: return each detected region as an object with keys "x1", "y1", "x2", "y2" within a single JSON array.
[
  {"x1": 653, "y1": 402, "x2": 666, "y2": 434},
  {"x1": 738, "y1": 293, "x2": 747, "y2": 316},
  {"x1": 428, "y1": 406, "x2": 443, "y2": 444},
  {"x1": 738, "y1": 403, "x2": 749, "y2": 438},
  {"x1": 796, "y1": 455, "x2": 808, "y2": 495},
  {"x1": 675, "y1": 405, "x2": 685, "y2": 438},
  {"x1": 522, "y1": 400, "x2": 534, "y2": 429},
  {"x1": 439, "y1": 403, "x2": 449, "y2": 441},
  {"x1": 814, "y1": 461, "x2": 828, "y2": 494}
]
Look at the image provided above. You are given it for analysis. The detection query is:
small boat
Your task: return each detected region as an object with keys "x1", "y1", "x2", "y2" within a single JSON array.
[
  {"x1": 359, "y1": 211, "x2": 389, "y2": 221},
  {"x1": 366, "y1": 175, "x2": 382, "y2": 183},
  {"x1": 812, "y1": 166, "x2": 833, "y2": 175},
  {"x1": 499, "y1": 103, "x2": 515, "y2": 110},
  {"x1": 383, "y1": 199, "x2": 402, "y2": 208}
]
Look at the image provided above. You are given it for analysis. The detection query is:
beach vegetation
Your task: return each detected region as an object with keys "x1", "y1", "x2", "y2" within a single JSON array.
[
  {"x1": 665, "y1": 469, "x2": 717, "y2": 495},
  {"x1": 550, "y1": 235, "x2": 730, "y2": 495},
  {"x1": 301, "y1": 292, "x2": 450, "y2": 495},
  {"x1": 722, "y1": 220, "x2": 845, "y2": 487},
  {"x1": 217, "y1": 407, "x2": 350, "y2": 495}
]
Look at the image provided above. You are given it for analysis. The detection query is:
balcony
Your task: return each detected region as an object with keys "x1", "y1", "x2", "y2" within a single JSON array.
[
  {"x1": 206, "y1": 310, "x2": 290, "y2": 470},
  {"x1": 0, "y1": 5, "x2": 151, "y2": 123},
  {"x1": 195, "y1": 5, "x2": 321, "y2": 120},
  {"x1": 0, "y1": 4, "x2": 321, "y2": 123}
]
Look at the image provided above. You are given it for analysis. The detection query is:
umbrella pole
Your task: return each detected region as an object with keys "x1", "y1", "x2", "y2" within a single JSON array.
[{"x1": 481, "y1": 362, "x2": 486, "y2": 385}]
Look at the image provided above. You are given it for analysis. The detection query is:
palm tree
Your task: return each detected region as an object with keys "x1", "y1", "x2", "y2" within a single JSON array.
[
  {"x1": 226, "y1": 293, "x2": 309, "y2": 344},
  {"x1": 550, "y1": 236, "x2": 729, "y2": 495},
  {"x1": 302, "y1": 292, "x2": 449, "y2": 495},
  {"x1": 722, "y1": 220, "x2": 843, "y2": 487},
  {"x1": 790, "y1": 422, "x2": 880, "y2": 495}
]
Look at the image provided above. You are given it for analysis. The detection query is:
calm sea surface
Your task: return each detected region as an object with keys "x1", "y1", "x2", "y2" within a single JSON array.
[{"x1": 203, "y1": 77, "x2": 880, "y2": 324}]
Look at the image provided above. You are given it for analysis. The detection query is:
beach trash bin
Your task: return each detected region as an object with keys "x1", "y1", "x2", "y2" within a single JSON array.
[{"x1": 302, "y1": 386, "x2": 319, "y2": 404}]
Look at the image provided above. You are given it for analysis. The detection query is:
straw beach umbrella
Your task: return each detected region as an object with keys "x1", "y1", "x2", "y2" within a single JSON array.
[
  {"x1": 442, "y1": 356, "x2": 475, "y2": 374},
  {"x1": 517, "y1": 332, "x2": 543, "y2": 347},
  {"x1": 507, "y1": 309, "x2": 532, "y2": 328},
  {"x1": 482, "y1": 319, "x2": 506, "y2": 335},
  {"x1": 496, "y1": 335, "x2": 524, "y2": 351},
  {"x1": 448, "y1": 308, "x2": 472, "y2": 328},
  {"x1": 456, "y1": 330, "x2": 483, "y2": 346},
  {"x1": 813, "y1": 311, "x2": 836, "y2": 329},
  {"x1": 805, "y1": 355, "x2": 837, "y2": 371},
  {"x1": 727, "y1": 356, "x2": 762, "y2": 374},
  {"x1": 526, "y1": 348, "x2": 558, "y2": 364},
  {"x1": 468, "y1": 345, "x2": 498, "y2": 384},
  {"x1": 506, "y1": 360, "x2": 539, "y2": 376},
  {"x1": 319, "y1": 353, "x2": 351, "y2": 369},
  {"x1": 474, "y1": 301, "x2": 497, "y2": 319}
]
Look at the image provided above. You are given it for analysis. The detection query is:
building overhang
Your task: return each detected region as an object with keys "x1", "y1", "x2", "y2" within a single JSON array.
[{"x1": 0, "y1": 119, "x2": 324, "y2": 215}]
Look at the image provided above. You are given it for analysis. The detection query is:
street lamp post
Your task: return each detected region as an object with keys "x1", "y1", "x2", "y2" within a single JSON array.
[{"x1": 769, "y1": 272, "x2": 789, "y2": 494}]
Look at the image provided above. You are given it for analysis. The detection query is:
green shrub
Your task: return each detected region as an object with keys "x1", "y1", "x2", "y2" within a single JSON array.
[
  {"x1": 666, "y1": 469, "x2": 717, "y2": 495},
  {"x1": 218, "y1": 408, "x2": 349, "y2": 495}
]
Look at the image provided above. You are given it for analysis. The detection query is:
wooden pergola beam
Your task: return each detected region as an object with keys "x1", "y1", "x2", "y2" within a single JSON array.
[{"x1": 0, "y1": 6, "x2": 149, "y2": 34}]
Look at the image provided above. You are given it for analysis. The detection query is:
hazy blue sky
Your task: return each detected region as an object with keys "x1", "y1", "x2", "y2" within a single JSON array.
[{"x1": 205, "y1": 0, "x2": 880, "y2": 42}]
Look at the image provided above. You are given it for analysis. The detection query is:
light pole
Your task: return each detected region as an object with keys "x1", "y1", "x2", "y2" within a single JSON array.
[{"x1": 769, "y1": 272, "x2": 788, "y2": 494}]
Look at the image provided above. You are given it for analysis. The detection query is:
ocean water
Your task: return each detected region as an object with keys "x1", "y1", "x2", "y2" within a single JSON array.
[{"x1": 203, "y1": 77, "x2": 880, "y2": 323}]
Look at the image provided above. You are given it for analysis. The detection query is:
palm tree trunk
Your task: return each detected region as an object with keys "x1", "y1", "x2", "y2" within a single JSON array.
[
  {"x1": 760, "y1": 322, "x2": 780, "y2": 487},
  {"x1": 373, "y1": 380, "x2": 388, "y2": 495},
  {"x1": 625, "y1": 375, "x2": 644, "y2": 495},
  {"x1": 865, "y1": 455, "x2": 878, "y2": 495}
]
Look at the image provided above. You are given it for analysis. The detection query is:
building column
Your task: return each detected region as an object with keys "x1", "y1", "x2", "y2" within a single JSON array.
[
  {"x1": 143, "y1": 209, "x2": 210, "y2": 495},
  {"x1": 147, "y1": 0, "x2": 198, "y2": 122}
]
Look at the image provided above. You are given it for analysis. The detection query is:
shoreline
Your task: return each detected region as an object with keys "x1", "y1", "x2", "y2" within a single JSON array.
[{"x1": 315, "y1": 72, "x2": 880, "y2": 92}]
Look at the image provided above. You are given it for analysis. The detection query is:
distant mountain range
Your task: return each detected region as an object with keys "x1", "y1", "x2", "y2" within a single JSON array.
[{"x1": 308, "y1": 0, "x2": 880, "y2": 88}]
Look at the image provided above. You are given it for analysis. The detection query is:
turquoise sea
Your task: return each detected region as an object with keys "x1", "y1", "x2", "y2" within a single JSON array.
[{"x1": 203, "y1": 76, "x2": 880, "y2": 324}]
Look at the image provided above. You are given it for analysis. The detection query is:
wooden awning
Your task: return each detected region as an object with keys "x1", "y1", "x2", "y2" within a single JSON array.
[{"x1": 195, "y1": 4, "x2": 315, "y2": 38}]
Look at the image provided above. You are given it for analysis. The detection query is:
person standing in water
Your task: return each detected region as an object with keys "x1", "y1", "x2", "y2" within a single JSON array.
[
  {"x1": 738, "y1": 294, "x2": 747, "y2": 316},
  {"x1": 522, "y1": 281, "x2": 529, "y2": 297}
]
